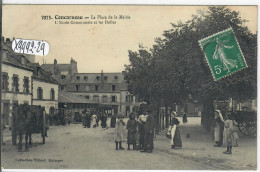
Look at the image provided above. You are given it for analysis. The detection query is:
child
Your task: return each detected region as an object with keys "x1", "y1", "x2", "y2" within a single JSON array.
[
  {"x1": 222, "y1": 112, "x2": 234, "y2": 154},
  {"x1": 115, "y1": 114, "x2": 126, "y2": 150},
  {"x1": 127, "y1": 113, "x2": 138, "y2": 150}
]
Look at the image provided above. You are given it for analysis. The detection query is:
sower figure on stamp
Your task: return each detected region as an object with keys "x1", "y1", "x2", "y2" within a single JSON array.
[
  {"x1": 140, "y1": 109, "x2": 154, "y2": 153},
  {"x1": 115, "y1": 114, "x2": 126, "y2": 150},
  {"x1": 127, "y1": 113, "x2": 138, "y2": 150}
]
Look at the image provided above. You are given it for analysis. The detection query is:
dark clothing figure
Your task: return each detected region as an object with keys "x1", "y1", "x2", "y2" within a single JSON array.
[
  {"x1": 127, "y1": 114, "x2": 138, "y2": 150},
  {"x1": 101, "y1": 114, "x2": 107, "y2": 128},
  {"x1": 86, "y1": 113, "x2": 92, "y2": 128},
  {"x1": 96, "y1": 114, "x2": 100, "y2": 127},
  {"x1": 168, "y1": 117, "x2": 182, "y2": 148},
  {"x1": 141, "y1": 114, "x2": 154, "y2": 153},
  {"x1": 110, "y1": 114, "x2": 116, "y2": 128},
  {"x1": 182, "y1": 113, "x2": 188, "y2": 123}
]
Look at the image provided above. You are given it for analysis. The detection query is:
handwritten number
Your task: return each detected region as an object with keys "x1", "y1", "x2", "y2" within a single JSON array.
[
  {"x1": 40, "y1": 43, "x2": 45, "y2": 56},
  {"x1": 36, "y1": 41, "x2": 41, "y2": 53},
  {"x1": 26, "y1": 42, "x2": 31, "y2": 53}
]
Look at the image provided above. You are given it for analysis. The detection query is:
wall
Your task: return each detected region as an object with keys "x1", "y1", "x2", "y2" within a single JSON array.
[
  {"x1": 1, "y1": 63, "x2": 33, "y2": 125},
  {"x1": 32, "y1": 79, "x2": 59, "y2": 113}
]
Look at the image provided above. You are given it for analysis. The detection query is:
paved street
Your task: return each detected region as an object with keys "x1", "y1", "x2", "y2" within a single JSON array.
[{"x1": 1, "y1": 118, "x2": 256, "y2": 170}]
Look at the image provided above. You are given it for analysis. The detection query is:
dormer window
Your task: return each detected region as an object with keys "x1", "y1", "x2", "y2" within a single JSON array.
[
  {"x1": 77, "y1": 76, "x2": 80, "y2": 80},
  {"x1": 96, "y1": 76, "x2": 100, "y2": 80},
  {"x1": 104, "y1": 76, "x2": 108, "y2": 80},
  {"x1": 61, "y1": 75, "x2": 66, "y2": 79},
  {"x1": 84, "y1": 76, "x2": 88, "y2": 81},
  {"x1": 114, "y1": 76, "x2": 118, "y2": 80}
]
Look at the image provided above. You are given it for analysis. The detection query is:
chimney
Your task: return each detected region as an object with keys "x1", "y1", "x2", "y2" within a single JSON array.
[{"x1": 54, "y1": 59, "x2": 58, "y2": 75}]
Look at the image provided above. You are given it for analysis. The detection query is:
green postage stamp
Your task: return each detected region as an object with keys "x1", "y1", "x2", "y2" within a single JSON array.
[{"x1": 199, "y1": 28, "x2": 247, "y2": 81}]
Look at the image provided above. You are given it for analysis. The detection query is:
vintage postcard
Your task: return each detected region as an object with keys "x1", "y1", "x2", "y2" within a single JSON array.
[{"x1": 1, "y1": 4, "x2": 257, "y2": 171}]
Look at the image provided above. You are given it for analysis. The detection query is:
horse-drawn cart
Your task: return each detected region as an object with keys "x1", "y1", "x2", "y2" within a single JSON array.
[
  {"x1": 11, "y1": 104, "x2": 49, "y2": 151},
  {"x1": 231, "y1": 111, "x2": 257, "y2": 137}
]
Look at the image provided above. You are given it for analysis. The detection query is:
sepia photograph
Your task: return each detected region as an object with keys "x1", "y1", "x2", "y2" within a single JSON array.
[{"x1": 0, "y1": 4, "x2": 258, "y2": 170}]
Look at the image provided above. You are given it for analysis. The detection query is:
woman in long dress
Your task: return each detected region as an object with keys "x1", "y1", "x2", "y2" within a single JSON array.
[
  {"x1": 91, "y1": 113, "x2": 97, "y2": 128},
  {"x1": 214, "y1": 110, "x2": 224, "y2": 147},
  {"x1": 167, "y1": 111, "x2": 182, "y2": 149}
]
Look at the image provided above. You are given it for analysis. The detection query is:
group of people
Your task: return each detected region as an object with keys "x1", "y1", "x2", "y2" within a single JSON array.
[
  {"x1": 82, "y1": 111, "x2": 108, "y2": 128},
  {"x1": 214, "y1": 110, "x2": 239, "y2": 154},
  {"x1": 114, "y1": 109, "x2": 155, "y2": 153}
]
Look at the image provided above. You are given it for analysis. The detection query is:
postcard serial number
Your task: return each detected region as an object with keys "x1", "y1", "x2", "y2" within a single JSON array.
[{"x1": 12, "y1": 39, "x2": 50, "y2": 56}]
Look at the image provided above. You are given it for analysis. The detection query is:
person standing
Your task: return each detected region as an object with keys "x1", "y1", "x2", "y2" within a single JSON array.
[
  {"x1": 96, "y1": 112, "x2": 100, "y2": 127},
  {"x1": 167, "y1": 111, "x2": 182, "y2": 149},
  {"x1": 214, "y1": 110, "x2": 224, "y2": 147},
  {"x1": 140, "y1": 110, "x2": 154, "y2": 153},
  {"x1": 138, "y1": 110, "x2": 148, "y2": 149},
  {"x1": 127, "y1": 113, "x2": 138, "y2": 150},
  {"x1": 182, "y1": 113, "x2": 188, "y2": 124},
  {"x1": 86, "y1": 111, "x2": 92, "y2": 128},
  {"x1": 222, "y1": 112, "x2": 235, "y2": 154},
  {"x1": 110, "y1": 113, "x2": 116, "y2": 128},
  {"x1": 115, "y1": 114, "x2": 126, "y2": 150},
  {"x1": 91, "y1": 113, "x2": 98, "y2": 128},
  {"x1": 101, "y1": 113, "x2": 107, "y2": 128}
]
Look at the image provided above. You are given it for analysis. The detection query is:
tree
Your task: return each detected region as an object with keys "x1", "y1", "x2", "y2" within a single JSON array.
[{"x1": 124, "y1": 6, "x2": 257, "y2": 131}]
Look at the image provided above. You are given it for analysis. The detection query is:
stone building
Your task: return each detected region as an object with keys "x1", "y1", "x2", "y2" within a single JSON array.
[
  {"x1": 1, "y1": 38, "x2": 60, "y2": 126},
  {"x1": 64, "y1": 71, "x2": 141, "y2": 117},
  {"x1": 1, "y1": 39, "x2": 34, "y2": 125}
]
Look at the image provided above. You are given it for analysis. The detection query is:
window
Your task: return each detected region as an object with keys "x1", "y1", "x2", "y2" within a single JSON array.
[
  {"x1": 50, "y1": 88, "x2": 55, "y2": 100},
  {"x1": 75, "y1": 85, "x2": 79, "y2": 91},
  {"x1": 125, "y1": 95, "x2": 133, "y2": 102},
  {"x1": 37, "y1": 87, "x2": 43, "y2": 99},
  {"x1": 84, "y1": 76, "x2": 88, "y2": 81},
  {"x1": 95, "y1": 85, "x2": 99, "y2": 91},
  {"x1": 2, "y1": 73, "x2": 8, "y2": 91},
  {"x1": 13, "y1": 75, "x2": 19, "y2": 92},
  {"x1": 102, "y1": 96, "x2": 108, "y2": 103},
  {"x1": 111, "y1": 96, "x2": 117, "y2": 103},
  {"x1": 23, "y1": 77, "x2": 29, "y2": 93},
  {"x1": 96, "y1": 76, "x2": 100, "y2": 80},
  {"x1": 93, "y1": 95, "x2": 100, "y2": 102},
  {"x1": 60, "y1": 85, "x2": 64, "y2": 90},
  {"x1": 104, "y1": 76, "x2": 108, "y2": 80},
  {"x1": 61, "y1": 75, "x2": 66, "y2": 79},
  {"x1": 112, "y1": 85, "x2": 116, "y2": 91},
  {"x1": 85, "y1": 95, "x2": 90, "y2": 99},
  {"x1": 77, "y1": 76, "x2": 80, "y2": 80},
  {"x1": 114, "y1": 76, "x2": 118, "y2": 80}
]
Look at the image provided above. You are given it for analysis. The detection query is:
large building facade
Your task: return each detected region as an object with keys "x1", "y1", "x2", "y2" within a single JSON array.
[
  {"x1": 1, "y1": 38, "x2": 59, "y2": 126},
  {"x1": 42, "y1": 60, "x2": 141, "y2": 119}
]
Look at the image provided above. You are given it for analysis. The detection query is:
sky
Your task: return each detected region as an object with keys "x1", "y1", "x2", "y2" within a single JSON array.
[{"x1": 2, "y1": 5, "x2": 257, "y2": 73}]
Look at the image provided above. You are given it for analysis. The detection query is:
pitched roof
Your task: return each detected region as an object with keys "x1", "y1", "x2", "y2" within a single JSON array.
[
  {"x1": 28, "y1": 63, "x2": 59, "y2": 85},
  {"x1": 58, "y1": 91, "x2": 95, "y2": 104},
  {"x1": 2, "y1": 42, "x2": 33, "y2": 71}
]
